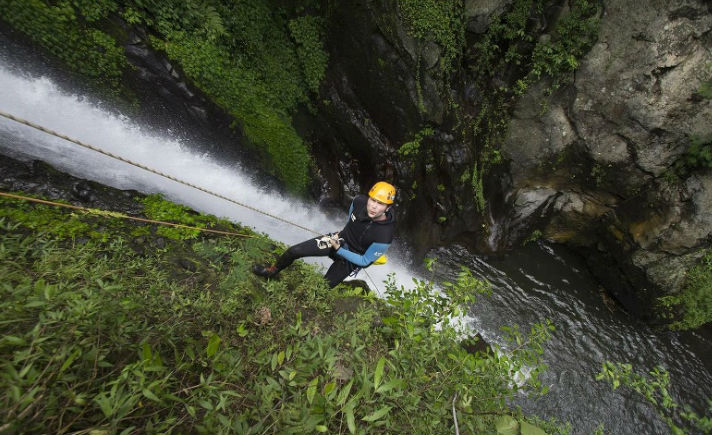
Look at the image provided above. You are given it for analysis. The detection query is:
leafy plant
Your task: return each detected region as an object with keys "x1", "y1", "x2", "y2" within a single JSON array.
[
  {"x1": 597, "y1": 362, "x2": 712, "y2": 435},
  {"x1": 523, "y1": 229, "x2": 543, "y2": 246},
  {"x1": 398, "y1": 126, "x2": 435, "y2": 157},
  {"x1": 1, "y1": 190, "x2": 557, "y2": 434},
  {"x1": 658, "y1": 250, "x2": 712, "y2": 330},
  {"x1": 397, "y1": 0, "x2": 465, "y2": 75},
  {"x1": 529, "y1": 0, "x2": 601, "y2": 91}
]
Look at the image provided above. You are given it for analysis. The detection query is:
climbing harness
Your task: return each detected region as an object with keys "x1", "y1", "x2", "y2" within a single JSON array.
[
  {"x1": 0, "y1": 110, "x2": 383, "y2": 292},
  {"x1": 315, "y1": 232, "x2": 344, "y2": 249}
]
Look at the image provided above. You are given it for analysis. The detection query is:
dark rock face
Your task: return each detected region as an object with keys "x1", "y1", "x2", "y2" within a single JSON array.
[
  {"x1": 301, "y1": 0, "x2": 490, "y2": 256},
  {"x1": 301, "y1": 0, "x2": 712, "y2": 321},
  {"x1": 0, "y1": 154, "x2": 143, "y2": 215},
  {"x1": 500, "y1": 0, "x2": 712, "y2": 318},
  {"x1": 120, "y1": 24, "x2": 249, "y2": 163}
]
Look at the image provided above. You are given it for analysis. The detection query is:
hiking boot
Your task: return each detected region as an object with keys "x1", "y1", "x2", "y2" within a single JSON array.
[{"x1": 252, "y1": 264, "x2": 278, "y2": 278}]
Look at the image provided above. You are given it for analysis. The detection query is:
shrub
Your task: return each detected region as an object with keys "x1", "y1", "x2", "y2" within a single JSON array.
[
  {"x1": 659, "y1": 250, "x2": 712, "y2": 330},
  {"x1": 597, "y1": 362, "x2": 712, "y2": 434}
]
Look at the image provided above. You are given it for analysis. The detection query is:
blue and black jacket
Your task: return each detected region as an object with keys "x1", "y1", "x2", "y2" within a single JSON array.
[{"x1": 335, "y1": 194, "x2": 395, "y2": 267}]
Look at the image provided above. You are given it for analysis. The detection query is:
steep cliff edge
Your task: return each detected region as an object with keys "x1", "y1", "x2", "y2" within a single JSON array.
[
  {"x1": 305, "y1": 0, "x2": 712, "y2": 325},
  {"x1": 500, "y1": 1, "x2": 712, "y2": 322}
]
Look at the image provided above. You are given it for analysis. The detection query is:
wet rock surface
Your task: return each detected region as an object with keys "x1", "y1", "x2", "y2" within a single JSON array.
[
  {"x1": 0, "y1": 154, "x2": 143, "y2": 215},
  {"x1": 500, "y1": 0, "x2": 712, "y2": 317}
]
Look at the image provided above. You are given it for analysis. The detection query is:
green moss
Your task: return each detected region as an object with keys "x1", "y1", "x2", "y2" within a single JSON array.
[
  {"x1": 0, "y1": 0, "x2": 128, "y2": 93},
  {"x1": 471, "y1": 164, "x2": 485, "y2": 212},
  {"x1": 288, "y1": 15, "x2": 329, "y2": 94},
  {"x1": 700, "y1": 80, "x2": 712, "y2": 99},
  {"x1": 141, "y1": 193, "x2": 243, "y2": 240},
  {"x1": 660, "y1": 250, "x2": 712, "y2": 330},
  {"x1": 397, "y1": 0, "x2": 465, "y2": 74},
  {"x1": 0, "y1": 194, "x2": 93, "y2": 239}
]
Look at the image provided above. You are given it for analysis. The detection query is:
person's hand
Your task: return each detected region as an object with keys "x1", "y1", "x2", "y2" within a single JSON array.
[{"x1": 329, "y1": 233, "x2": 341, "y2": 250}]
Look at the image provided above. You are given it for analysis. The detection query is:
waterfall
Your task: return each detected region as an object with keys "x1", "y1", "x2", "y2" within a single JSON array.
[{"x1": 0, "y1": 63, "x2": 415, "y2": 293}]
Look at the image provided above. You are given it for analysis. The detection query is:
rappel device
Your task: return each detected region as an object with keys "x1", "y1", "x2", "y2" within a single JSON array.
[{"x1": 315, "y1": 233, "x2": 344, "y2": 249}]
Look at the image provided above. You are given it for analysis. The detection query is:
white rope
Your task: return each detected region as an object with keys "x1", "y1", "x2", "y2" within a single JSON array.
[
  {"x1": 0, "y1": 110, "x2": 383, "y2": 292},
  {"x1": 0, "y1": 109, "x2": 320, "y2": 235}
]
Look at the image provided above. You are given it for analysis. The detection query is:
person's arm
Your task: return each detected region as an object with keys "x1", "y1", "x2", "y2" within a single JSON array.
[{"x1": 335, "y1": 242, "x2": 390, "y2": 267}]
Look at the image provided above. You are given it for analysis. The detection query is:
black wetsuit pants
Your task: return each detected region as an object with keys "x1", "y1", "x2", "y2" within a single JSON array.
[{"x1": 274, "y1": 236, "x2": 356, "y2": 288}]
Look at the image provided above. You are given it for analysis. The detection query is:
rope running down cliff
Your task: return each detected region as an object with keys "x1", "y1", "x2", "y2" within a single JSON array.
[
  {"x1": 0, "y1": 109, "x2": 320, "y2": 235},
  {"x1": 0, "y1": 110, "x2": 383, "y2": 291},
  {"x1": 0, "y1": 191, "x2": 252, "y2": 237}
]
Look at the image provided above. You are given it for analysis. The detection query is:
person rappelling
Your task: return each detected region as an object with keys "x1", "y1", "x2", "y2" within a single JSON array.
[{"x1": 252, "y1": 181, "x2": 396, "y2": 288}]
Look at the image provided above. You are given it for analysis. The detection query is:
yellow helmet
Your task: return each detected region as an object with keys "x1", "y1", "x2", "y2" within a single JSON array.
[{"x1": 369, "y1": 181, "x2": 396, "y2": 204}]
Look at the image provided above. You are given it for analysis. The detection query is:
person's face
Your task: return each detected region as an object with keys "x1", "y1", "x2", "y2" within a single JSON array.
[{"x1": 367, "y1": 197, "x2": 389, "y2": 219}]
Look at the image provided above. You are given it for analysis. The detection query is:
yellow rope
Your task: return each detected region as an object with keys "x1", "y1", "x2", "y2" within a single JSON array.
[
  {"x1": 0, "y1": 191, "x2": 252, "y2": 238},
  {"x1": 0, "y1": 110, "x2": 320, "y2": 235}
]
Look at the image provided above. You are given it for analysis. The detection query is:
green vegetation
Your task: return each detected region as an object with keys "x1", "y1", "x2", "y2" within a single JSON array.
[
  {"x1": 590, "y1": 163, "x2": 607, "y2": 187},
  {"x1": 597, "y1": 362, "x2": 712, "y2": 435},
  {"x1": 673, "y1": 135, "x2": 712, "y2": 177},
  {"x1": 463, "y1": 100, "x2": 507, "y2": 213},
  {"x1": 0, "y1": 0, "x2": 127, "y2": 92},
  {"x1": 397, "y1": 0, "x2": 465, "y2": 74},
  {"x1": 523, "y1": 230, "x2": 543, "y2": 246},
  {"x1": 529, "y1": 0, "x2": 601, "y2": 92},
  {"x1": 398, "y1": 126, "x2": 435, "y2": 158},
  {"x1": 465, "y1": 0, "x2": 600, "y2": 212},
  {"x1": 288, "y1": 15, "x2": 329, "y2": 95},
  {"x1": 698, "y1": 63, "x2": 712, "y2": 99},
  {"x1": 0, "y1": 0, "x2": 329, "y2": 193},
  {"x1": 141, "y1": 193, "x2": 234, "y2": 240},
  {"x1": 471, "y1": 0, "x2": 600, "y2": 95},
  {"x1": 667, "y1": 73, "x2": 711, "y2": 181},
  {"x1": 0, "y1": 190, "x2": 559, "y2": 434},
  {"x1": 700, "y1": 80, "x2": 712, "y2": 99},
  {"x1": 659, "y1": 250, "x2": 712, "y2": 330},
  {"x1": 0, "y1": 193, "x2": 94, "y2": 239}
]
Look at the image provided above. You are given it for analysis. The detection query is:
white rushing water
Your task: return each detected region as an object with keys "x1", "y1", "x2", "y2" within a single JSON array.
[{"x1": 0, "y1": 63, "x2": 417, "y2": 294}]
